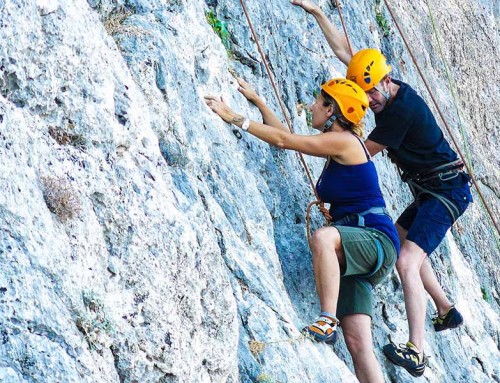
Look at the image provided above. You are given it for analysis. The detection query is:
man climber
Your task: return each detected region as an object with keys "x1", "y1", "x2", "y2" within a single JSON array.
[{"x1": 292, "y1": 0, "x2": 472, "y2": 377}]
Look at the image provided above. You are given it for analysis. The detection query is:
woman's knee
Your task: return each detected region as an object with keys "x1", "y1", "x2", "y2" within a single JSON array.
[{"x1": 311, "y1": 227, "x2": 341, "y2": 253}]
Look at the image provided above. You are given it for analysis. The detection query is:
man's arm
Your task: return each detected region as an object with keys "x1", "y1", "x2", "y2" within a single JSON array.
[
  {"x1": 291, "y1": 0, "x2": 353, "y2": 66},
  {"x1": 365, "y1": 139, "x2": 387, "y2": 157}
]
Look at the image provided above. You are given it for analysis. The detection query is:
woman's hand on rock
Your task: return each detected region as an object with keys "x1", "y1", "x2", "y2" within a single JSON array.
[
  {"x1": 236, "y1": 78, "x2": 261, "y2": 104},
  {"x1": 204, "y1": 95, "x2": 239, "y2": 124}
]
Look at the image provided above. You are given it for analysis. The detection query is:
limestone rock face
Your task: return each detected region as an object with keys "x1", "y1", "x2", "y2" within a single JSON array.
[{"x1": 0, "y1": 0, "x2": 498, "y2": 382}]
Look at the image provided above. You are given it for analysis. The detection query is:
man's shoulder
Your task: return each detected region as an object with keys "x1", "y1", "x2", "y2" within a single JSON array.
[{"x1": 391, "y1": 80, "x2": 427, "y2": 113}]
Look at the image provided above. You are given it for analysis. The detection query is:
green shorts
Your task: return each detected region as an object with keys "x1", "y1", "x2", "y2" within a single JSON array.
[{"x1": 333, "y1": 225, "x2": 397, "y2": 319}]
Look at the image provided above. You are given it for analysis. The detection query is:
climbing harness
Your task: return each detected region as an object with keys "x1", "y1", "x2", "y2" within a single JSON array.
[
  {"x1": 398, "y1": 160, "x2": 465, "y2": 222},
  {"x1": 332, "y1": 206, "x2": 391, "y2": 228},
  {"x1": 401, "y1": 159, "x2": 464, "y2": 184},
  {"x1": 362, "y1": 239, "x2": 385, "y2": 279},
  {"x1": 408, "y1": 181, "x2": 462, "y2": 222}
]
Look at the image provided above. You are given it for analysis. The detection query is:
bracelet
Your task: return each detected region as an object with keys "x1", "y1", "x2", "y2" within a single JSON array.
[{"x1": 241, "y1": 118, "x2": 250, "y2": 131}]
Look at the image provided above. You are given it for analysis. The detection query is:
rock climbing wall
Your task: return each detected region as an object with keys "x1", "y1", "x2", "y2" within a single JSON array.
[{"x1": 0, "y1": 0, "x2": 498, "y2": 382}]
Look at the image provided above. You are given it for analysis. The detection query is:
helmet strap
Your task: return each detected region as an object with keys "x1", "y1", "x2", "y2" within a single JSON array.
[
  {"x1": 323, "y1": 114, "x2": 338, "y2": 132},
  {"x1": 323, "y1": 113, "x2": 350, "y2": 132},
  {"x1": 375, "y1": 83, "x2": 390, "y2": 101}
]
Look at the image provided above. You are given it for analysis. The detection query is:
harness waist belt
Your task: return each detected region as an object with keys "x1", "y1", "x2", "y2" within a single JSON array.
[
  {"x1": 333, "y1": 206, "x2": 391, "y2": 228},
  {"x1": 403, "y1": 159, "x2": 465, "y2": 183}
]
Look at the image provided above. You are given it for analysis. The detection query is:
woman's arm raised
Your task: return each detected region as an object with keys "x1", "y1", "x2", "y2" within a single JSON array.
[{"x1": 204, "y1": 95, "x2": 351, "y2": 158}]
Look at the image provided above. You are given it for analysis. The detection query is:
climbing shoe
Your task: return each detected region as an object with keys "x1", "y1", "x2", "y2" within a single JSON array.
[
  {"x1": 301, "y1": 315, "x2": 339, "y2": 345},
  {"x1": 383, "y1": 341, "x2": 428, "y2": 377},
  {"x1": 432, "y1": 306, "x2": 463, "y2": 332}
]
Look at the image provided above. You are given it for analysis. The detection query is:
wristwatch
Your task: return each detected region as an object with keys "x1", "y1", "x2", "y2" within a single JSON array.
[{"x1": 241, "y1": 118, "x2": 251, "y2": 131}]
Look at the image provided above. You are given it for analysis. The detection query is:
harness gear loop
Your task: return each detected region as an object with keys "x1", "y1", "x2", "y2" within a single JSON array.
[
  {"x1": 383, "y1": 0, "x2": 500, "y2": 241},
  {"x1": 402, "y1": 160, "x2": 464, "y2": 184},
  {"x1": 407, "y1": 180, "x2": 461, "y2": 222}
]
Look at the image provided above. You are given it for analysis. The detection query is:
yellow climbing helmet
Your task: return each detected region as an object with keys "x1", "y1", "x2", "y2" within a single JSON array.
[
  {"x1": 321, "y1": 78, "x2": 369, "y2": 124},
  {"x1": 346, "y1": 48, "x2": 392, "y2": 91}
]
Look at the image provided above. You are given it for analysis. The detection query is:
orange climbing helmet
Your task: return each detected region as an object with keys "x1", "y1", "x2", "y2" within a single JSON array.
[
  {"x1": 346, "y1": 48, "x2": 392, "y2": 91},
  {"x1": 321, "y1": 78, "x2": 369, "y2": 124}
]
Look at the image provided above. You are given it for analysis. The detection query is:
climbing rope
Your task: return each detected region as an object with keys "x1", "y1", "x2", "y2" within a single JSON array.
[
  {"x1": 248, "y1": 330, "x2": 322, "y2": 362},
  {"x1": 424, "y1": 0, "x2": 472, "y2": 168},
  {"x1": 383, "y1": 0, "x2": 500, "y2": 241},
  {"x1": 248, "y1": 335, "x2": 306, "y2": 357},
  {"x1": 238, "y1": 0, "x2": 331, "y2": 240},
  {"x1": 423, "y1": 0, "x2": 499, "y2": 250},
  {"x1": 332, "y1": 0, "x2": 354, "y2": 56}
]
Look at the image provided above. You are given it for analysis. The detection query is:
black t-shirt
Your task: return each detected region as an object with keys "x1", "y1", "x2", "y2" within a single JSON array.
[{"x1": 368, "y1": 80, "x2": 458, "y2": 174}]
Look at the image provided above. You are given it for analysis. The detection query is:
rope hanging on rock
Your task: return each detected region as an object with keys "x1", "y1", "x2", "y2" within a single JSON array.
[
  {"x1": 238, "y1": 0, "x2": 329, "y2": 242},
  {"x1": 332, "y1": 0, "x2": 354, "y2": 56},
  {"x1": 383, "y1": 0, "x2": 500, "y2": 242},
  {"x1": 424, "y1": 0, "x2": 471, "y2": 167}
]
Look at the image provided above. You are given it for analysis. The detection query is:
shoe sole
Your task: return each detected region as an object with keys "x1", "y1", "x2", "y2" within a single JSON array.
[
  {"x1": 434, "y1": 318, "x2": 464, "y2": 332},
  {"x1": 433, "y1": 308, "x2": 464, "y2": 332},
  {"x1": 301, "y1": 328, "x2": 337, "y2": 345}
]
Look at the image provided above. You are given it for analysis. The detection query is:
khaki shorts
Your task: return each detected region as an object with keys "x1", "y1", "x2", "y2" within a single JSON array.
[{"x1": 333, "y1": 225, "x2": 397, "y2": 319}]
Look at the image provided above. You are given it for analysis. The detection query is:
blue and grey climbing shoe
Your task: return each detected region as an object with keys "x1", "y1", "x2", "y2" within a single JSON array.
[
  {"x1": 432, "y1": 306, "x2": 463, "y2": 332},
  {"x1": 301, "y1": 315, "x2": 339, "y2": 345},
  {"x1": 383, "y1": 341, "x2": 428, "y2": 377}
]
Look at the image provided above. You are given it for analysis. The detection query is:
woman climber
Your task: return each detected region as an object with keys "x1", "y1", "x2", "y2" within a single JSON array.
[{"x1": 205, "y1": 78, "x2": 399, "y2": 383}]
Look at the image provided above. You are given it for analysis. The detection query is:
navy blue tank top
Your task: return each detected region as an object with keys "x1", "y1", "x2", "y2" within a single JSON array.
[{"x1": 316, "y1": 137, "x2": 400, "y2": 252}]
